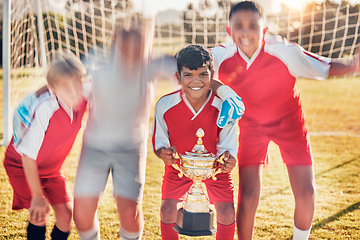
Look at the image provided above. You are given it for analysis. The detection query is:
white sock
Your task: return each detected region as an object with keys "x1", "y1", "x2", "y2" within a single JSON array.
[
  {"x1": 78, "y1": 220, "x2": 100, "y2": 240},
  {"x1": 119, "y1": 224, "x2": 143, "y2": 240},
  {"x1": 293, "y1": 225, "x2": 311, "y2": 240}
]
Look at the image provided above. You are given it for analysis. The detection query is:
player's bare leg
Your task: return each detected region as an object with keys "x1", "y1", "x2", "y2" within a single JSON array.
[
  {"x1": 160, "y1": 199, "x2": 180, "y2": 223},
  {"x1": 51, "y1": 202, "x2": 72, "y2": 239},
  {"x1": 52, "y1": 202, "x2": 72, "y2": 232},
  {"x1": 236, "y1": 165, "x2": 262, "y2": 240},
  {"x1": 287, "y1": 165, "x2": 315, "y2": 239},
  {"x1": 115, "y1": 195, "x2": 144, "y2": 239},
  {"x1": 160, "y1": 199, "x2": 181, "y2": 240},
  {"x1": 73, "y1": 196, "x2": 100, "y2": 239},
  {"x1": 214, "y1": 202, "x2": 235, "y2": 225},
  {"x1": 214, "y1": 201, "x2": 235, "y2": 240}
]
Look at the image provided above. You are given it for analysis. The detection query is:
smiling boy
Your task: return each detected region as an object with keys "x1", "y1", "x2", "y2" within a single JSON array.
[
  {"x1": 210, "y1": 1, "x2": 360, "y2": 240},
  {"x1": 151, "y1": 45, "x2": 238, "y2": 240}
]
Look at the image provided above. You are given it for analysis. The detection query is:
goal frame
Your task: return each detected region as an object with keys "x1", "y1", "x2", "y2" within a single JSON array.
[{"x1": 3, "y1": 0, "x2": 11, "y2": 145}]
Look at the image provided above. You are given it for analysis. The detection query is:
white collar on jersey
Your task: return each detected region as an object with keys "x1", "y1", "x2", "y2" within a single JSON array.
[
  {"x1": 182, "y1": 90, "x2": 213, "y2": 121},
  {"x1": 49, "y1": 89, "x2": 74, "y2": 123},
  {"x1": 237, "y1": 44, "x2": 262, "y2": 70}
]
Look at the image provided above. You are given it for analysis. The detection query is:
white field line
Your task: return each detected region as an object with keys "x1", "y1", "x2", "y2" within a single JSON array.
[{"x1": 310, "y1": 131, "x2": 360, "y2": 138}]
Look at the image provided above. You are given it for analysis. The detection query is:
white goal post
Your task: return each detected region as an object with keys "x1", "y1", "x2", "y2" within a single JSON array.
[{"x1": 2, "y1": 0, "x2": 360, "y2": 145}]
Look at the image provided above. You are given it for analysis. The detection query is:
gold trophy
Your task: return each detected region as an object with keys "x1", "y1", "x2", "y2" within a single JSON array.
[{"x1": 172, "y1": 128, "x2": 223, "y2": 236}]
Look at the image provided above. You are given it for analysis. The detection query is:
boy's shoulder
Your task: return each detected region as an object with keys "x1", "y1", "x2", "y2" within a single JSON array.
[
  {"x1": 211, "y1": 93, "x2": 223, "y2": 111},
  {"x1": 264, "y1": 33, "x2": 302, "y2": 53},
  {"x1": 17, "y1": 89, "x2": 57, "y2": 115},
  {"x1": 210, "y1": 43, "x2": 238, "y2": 67},
  {"x1": 156, "y1": 89, "x2": 182, "y2": 111},
  {"x1": 13, "y1": 89, "x2": 59, "y2": 146},
  {"x1": 211, "y1": 42, "x2": 237, "y2": 56}
]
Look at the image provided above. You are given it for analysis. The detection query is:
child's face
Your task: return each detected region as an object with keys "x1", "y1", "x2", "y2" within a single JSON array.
[
  {"x1": 176, "y1": 66, "x2": 213, "y2": 104},
  {"x1": 229, "y1": 10, "x2": 264, "y2": 58},
  {"x1": 50, "y1": 75, "x2": 83, "y2": 109},
  {"x1": 117, "y1": 30, "x2": 145, "y2": 64}
]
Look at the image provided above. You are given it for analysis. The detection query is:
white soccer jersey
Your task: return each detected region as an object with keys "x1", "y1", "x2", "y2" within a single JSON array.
[{"x1": 83, "y1": 53, "x2": 176, "y2": 150}]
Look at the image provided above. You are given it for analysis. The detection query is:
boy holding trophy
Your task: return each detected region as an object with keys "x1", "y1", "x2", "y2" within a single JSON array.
[{"x1": 151, "y1": 44, "x2": 240, "y2": 240}]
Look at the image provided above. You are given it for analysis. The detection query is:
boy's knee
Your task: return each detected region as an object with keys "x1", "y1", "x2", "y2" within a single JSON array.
[
  {"x1": 55, "y1": 205, "x2": 73, "y2": 230},
  {"x1": 239, "y1": 188, "x2": 261, "y2": 210},
  {"x1": 73, "y1": 211, "x2": 95, "y2": 231},
  {"x1": 297, "y1": 185, "x2": 316, "y2": 203},
  {"x1": 216, "y1": 203, "x2": 235, "y2": 225},
  {"x1": 61, "y1": 207, "x2": 72, "y2": 222},
  {"x1": 120, "y1": 204, "x2": 142, "y2": 220},
  {"x1": 160, "y1": 202, "x2": 177, "y2": 223}
]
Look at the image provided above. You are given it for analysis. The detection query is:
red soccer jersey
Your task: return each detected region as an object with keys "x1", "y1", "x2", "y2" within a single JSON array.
[
  {"x1": 151, "y1": 90, "x2": 237, "y2": 203},
  {"x1": 151, "y1": 90, "x2": 237, "y2": 157},
  {"x1": 4, "y1": 95, "x2": 87, "y2": 178},
  {"x1": 211, "y1": 33, "x2": 331, "y2": 127}
]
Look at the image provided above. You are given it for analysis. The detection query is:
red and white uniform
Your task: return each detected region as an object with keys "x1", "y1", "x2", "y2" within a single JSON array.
[
  {"x1": 4, "y1": 90, "x2": 87, "y2": 210},
  {"x1": 151, "y1": 90, "x2": 237, "y2": 203},
  {"x1": 211, "y1": 33, "x2": 331, "y2": 166}
]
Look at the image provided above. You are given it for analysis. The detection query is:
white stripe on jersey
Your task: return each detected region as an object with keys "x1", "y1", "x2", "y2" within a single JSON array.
[
  {"x1": 151, "y1": 90, "x2": 182, "y2": 151},
  {"x1": 263, "y1": 34, "x2": 331, "y2": 80},
  {"x1": 14, "y1": 92, "x2": 60, "y2": 160},
  {"x1": 211, "y1": 43, "x2": 238, "y2": 79}
]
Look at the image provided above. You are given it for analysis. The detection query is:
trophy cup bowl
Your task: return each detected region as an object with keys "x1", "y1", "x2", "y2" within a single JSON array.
[{"x1": 172, "y1": 128, "x2": 223, "y2": 236}]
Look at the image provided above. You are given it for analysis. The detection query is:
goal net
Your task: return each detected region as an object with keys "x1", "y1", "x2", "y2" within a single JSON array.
[{"x1": 2, "y1": 0, "x2": 360, "y2": 144}]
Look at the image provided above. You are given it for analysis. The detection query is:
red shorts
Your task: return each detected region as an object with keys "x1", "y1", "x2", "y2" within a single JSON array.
[
  {"x1": 238, "y1": 116, "x2": 313, "y2": 167},
  {"x1": 4, "y1": 162, "x2": 71, "y2": 210},
  {"x1": 161, "y1": 164, "x2": 234, "y2": 204}
]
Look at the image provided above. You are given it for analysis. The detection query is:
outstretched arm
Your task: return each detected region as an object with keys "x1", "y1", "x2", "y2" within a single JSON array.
[
  {"x1": 329, "y1": 47, "x2": 360, "y2": 76},
  {"x1": 329, "y1": 59, "x2": 359, "y2": 76},
  {"x1": 211, "y1": 79, "x2": 245, "y2": 128},
  {"x1": 210, "y1": 79, "x2": 223, "y2": 93}
]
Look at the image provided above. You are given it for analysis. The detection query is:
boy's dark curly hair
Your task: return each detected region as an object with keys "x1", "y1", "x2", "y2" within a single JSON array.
[{"x1": 176, "y1": 45, "x2": 214, "y2": 74}]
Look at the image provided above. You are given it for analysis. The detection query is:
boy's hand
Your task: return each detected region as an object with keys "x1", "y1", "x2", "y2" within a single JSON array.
[
  {"x1": 29, "y1": 195, "x2": 50, "y2": 225},
  {"x1": 216, "y1": 86, "x2": 245, "y2": 128},
  {"x1": 219, "y1": 151, "x2": 236, "y2": 173},
  {"x1": 157, "y1": 146, "x2": 179, "y2": 165}
]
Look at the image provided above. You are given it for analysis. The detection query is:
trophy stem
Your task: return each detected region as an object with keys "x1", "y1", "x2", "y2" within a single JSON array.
[
  {"x1": 191, "y1": 181, "x2": 205, "y2": 196},
  {"x1": 184, "y1": 180, "x2": 210, "y2": 213}
]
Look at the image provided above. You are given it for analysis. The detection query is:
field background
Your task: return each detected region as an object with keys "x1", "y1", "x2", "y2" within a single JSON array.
[{"x1": 0, "y1": 76, "x2": 359, "y2": 239}]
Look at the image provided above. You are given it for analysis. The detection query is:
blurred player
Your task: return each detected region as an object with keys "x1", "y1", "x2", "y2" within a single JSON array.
[
  {"x1": 3, "y1": 51, "x2": 88, "y2": 240},
  {"x1": 210, "y1": 1, "x2": 360, "y2": 240},
  {"x1": 151, "y1": 45, "x2": 238, "y2": 240},
  {"x1": 72, "y1": 15, "x2": 176, "y2": 240}
]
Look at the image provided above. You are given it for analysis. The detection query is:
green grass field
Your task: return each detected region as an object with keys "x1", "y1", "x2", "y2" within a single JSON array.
[{"x1": 0, "y1": 77, "x2": 359, "y2": 239}]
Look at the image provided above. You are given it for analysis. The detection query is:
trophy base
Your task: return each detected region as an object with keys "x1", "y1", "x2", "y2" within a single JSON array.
[{"x1": 173, "y1": 208, "x2": 216, "y2": 236}]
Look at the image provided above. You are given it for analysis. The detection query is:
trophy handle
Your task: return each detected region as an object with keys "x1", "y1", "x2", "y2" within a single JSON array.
[
  {"x1": 211, "y1": 155, "x2": 225, "y2": 180},
  {"x1": 171, "y1": 151, "x2": 183, "y2": 178},
  {"x1": 172, "y1": 164, "x2": 183, "y2": 178}
]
